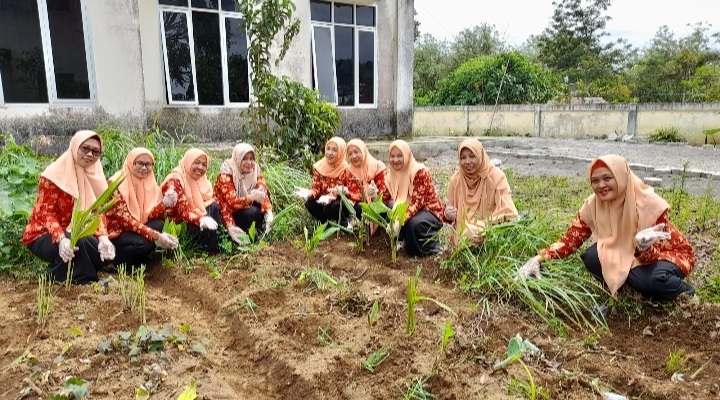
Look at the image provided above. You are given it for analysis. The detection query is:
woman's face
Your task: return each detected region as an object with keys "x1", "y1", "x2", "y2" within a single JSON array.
[
  {"x1": 190, "y1": 156, "x2": 208, "y2": 180},
  {"x1": 325, "y1": 142, "x2": 339, "y2": 164},
  {"x1": 389, "y1": 147, "x2": 404, "y2": 171},
  {"x1": 590, "y1": 167, "x2": 618, "y2": 202},
  {"x1": 239, "y1": 151, "x2": 255, "y2": 174},
  {"x1": 347, "y1": 145, "x2": 363, "y2": 168},
  {"x1": 76, "y1": 138, "x2": 102, "y2": 168},
  {"x1": 133, "y1": 154, "x2": 154, "y2": 179},
  {"x1": 459, "y1": 147, "x2": 479, "y2": 175}
]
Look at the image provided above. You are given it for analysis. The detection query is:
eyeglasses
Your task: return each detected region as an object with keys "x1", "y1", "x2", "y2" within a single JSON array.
[
  {"x1": 134, "y1": 161, "x2": 155, "y2": 169},
  {"x1": 79, "y1": 144, "x2": 102, "y2": 157}
]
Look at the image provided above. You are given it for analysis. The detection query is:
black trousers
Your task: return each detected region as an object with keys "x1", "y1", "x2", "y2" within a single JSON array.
[
  {"x1": 27, "y1": 232, "x2": 105, "y2": 284},
  {"x1": 401, "y1": 209, "x2": 443, "y2": 257},
  {"x1": 111, "y1": 219, "x2": 164, "y2": 270},
  {"x1": 580, "y1": 243, "x2": 694, "y2": 301},
  {"x1": 186, "y1": 202, "x2": 222, "y2": 254},
  {"x1": 232, "y1": 203, "x2": 264, "y2": 234},
  {"x1": 305, "y1": 198, "x2": 352, "y2": 225}
]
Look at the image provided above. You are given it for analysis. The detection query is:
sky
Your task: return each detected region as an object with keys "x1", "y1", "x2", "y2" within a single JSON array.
[{"x1": 414, "y1": 0, "x2": 720, "y2": 49}]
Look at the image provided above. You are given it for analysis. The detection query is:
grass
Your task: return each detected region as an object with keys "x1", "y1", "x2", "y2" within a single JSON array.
[
  {"x1": 401, "y1": 375, "x2": 436, "y2": 400},
  {"x1": 665, "y1": 348, "x2": 687, "y2": 375},
  {"x1": 363, "y1": 343, "x2": 391, "y2": 373}
]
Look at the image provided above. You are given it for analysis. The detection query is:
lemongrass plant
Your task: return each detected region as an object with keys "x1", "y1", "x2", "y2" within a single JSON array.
[
  {"x1": 36, "y1": 273, "x2": 54, "y2": 325},
  {"x1": 407, "y1": 266, "x2": 456, "y2": 335},
  {"x1": 66, "y1": 176, "x2": 125, "y2": 290},
  {"x1": 135, "y1": 265, "x2": 147, "y2": 324}
]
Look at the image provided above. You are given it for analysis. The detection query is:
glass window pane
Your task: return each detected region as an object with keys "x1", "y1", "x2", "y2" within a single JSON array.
[
  {"x1": 310, "y1": 0, "x2": 330, "y2": 22},
  {"x1": 356, "y1": 6, "x2": 375, "y2": 27},
  {"x1": 334, "y1": 4, "x2": 352, "y2": 24},
  {"x1": 221, "y1": 0, "x2": 238, "y2": 11},
  {"x1": 159, "y1": 0, "x2": 188, "y2": 6},
  {"x1": 47, "y1": 0, "x2": 90, "y2": 99},
  {"x1": 225, "y1": 17, "x2": 249, "y2": 103},
  {"x1": 358, "y1": 31, "x2": 374, "y2": 104},
  {"x1": 191, "y1": 0, "x2": 218, "y2": 9},
  {"x1": 334, "y1": 26, "x2": 353, "y2": 106},
  {"x1": 162, "y1": 11, "x2": 194, "y2": 102},
  {"x1": 312, "y1": 26, "x2": 335, "y2": 103},
  {"x1": 192, "y1": 11, "x2": 223, "y2": 105},
  {"x1": 0, "y1": 1, "x2": 49, "y2": 103}
]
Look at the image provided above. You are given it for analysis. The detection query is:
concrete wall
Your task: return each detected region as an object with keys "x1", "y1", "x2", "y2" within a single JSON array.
[{"x1": 414, "y1": 104, "x2": 720, "y2": 145}]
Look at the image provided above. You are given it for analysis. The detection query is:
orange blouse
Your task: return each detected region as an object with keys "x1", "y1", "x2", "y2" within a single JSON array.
[
  {"x1": 104, "y1": 187, "x2": 164, "y2": 241},
  {"x1": 379, "y1": 168, "x2": 444, "y2": 222},
  {"x1": 310, "y1": 169, "x2": 362, "y2": 203},
  {"x1": 23, "y1": 177, "x2": 108, "y2": 245},
  {"x1": 160, "y1": 178, "x2": 204, "y2": 226},
  {"x1": 539, "y1": 209, "x2": 695, "y2": 276},
  {"x1": 213, "y1": 172, "x2": 272, "y2": 228}
]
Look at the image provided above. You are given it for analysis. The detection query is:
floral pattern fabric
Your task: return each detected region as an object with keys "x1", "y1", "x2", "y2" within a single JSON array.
[
  {"x1": 214, "y1": 172, "x2": 273, "y2": 228},
  {"x1": 160, "y1": 178, "x2": 204, "y2": 226},
  {"x1": 379, "y1": 169, "x2": 444, "y2": 222},
  {"x1": 105, "y1": 188, "x2": 164, "y2": 241},
  {"x1": 310, "y1": 169, "x2": 362, "y2": 202}
]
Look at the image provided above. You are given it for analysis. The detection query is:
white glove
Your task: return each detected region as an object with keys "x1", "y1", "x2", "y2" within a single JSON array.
[
  {"x1": 157, "y1": 233, "x2": 179, "y2": 249},
  {"x1": 635, "y1": 223, "x2": 671, "y2": 251},
  {"x1": 328, "y1": 186, "x2": 349, "y2": 195},
  {"x1": 247, "y1": 188, "x2": 266, "y2": 204},
  {"x1": 58, "y1": 238, "x2": 76, "y2": 263},
  {"x1": 367, "y1": 181, "x2": 379, "y2": 199},
  {"x1": 98, "y1": 237, "x2": 116, "y2": 262},
  {"x1": 317, "y1": 195, "x2": 333, "y2": 205},
  {"x1": 162, "y1": 185, "x2": 178, "y2": 208},
  {"x1": 519, "y1": 258, "x2": 541, "y2": 279},
  {"x1": 264, "y1": 211, "x2": 274, "y2": 233},
  {"x1": 294, "y1": 187, "x2": 312, "y2": 200},
  {"x1": 228, "y1": 226, "x2": 245, "y2": 244},
  {"x1": 444, "y1": 200, "x2": 457, "y2": 222},
  {"x1": 199, "y1": 216, "x2": 218, "y2": 231},
  {"x1": 385, "y1": 220, "x2": 400, "y2": 237}
]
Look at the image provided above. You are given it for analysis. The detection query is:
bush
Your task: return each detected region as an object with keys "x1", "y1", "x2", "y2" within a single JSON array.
[{"x1": 648, "y1": 127, "x2": 686, "y2": 143}]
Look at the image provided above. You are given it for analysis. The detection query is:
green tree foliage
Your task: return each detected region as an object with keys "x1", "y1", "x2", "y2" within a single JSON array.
[
  {"x1": 536, "y1": 0, "x2": 634, "y2": 84},
  {"x1": 413, "y1": 34, "x2": 452, "y2": 104},
  {"x1": 448, "y1": 24, "x2": 505, "y2": 71},
  {"x1": 432, "y1": 52, "x2": 560, "y2": 105}
]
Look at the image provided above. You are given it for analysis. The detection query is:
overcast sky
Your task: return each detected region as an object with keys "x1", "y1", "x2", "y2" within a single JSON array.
[{"x1": 415, "y1": 0, "x2": 720, "y2": 49}]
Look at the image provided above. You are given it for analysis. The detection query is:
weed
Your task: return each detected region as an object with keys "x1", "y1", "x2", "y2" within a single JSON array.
[
  {"x1": 51, "y1": 376, "x2": 90, "y2": 400},
  {"x1": 440, "y1": 321, "x2": 454, "y2": 354},
  {"x1": 298, "y1": 268, "x2": 339, "y2": 292},
  {"x1": 665, "y1": 348, "x2": 687, "y2": 375},
  {"x1": 401, "y1": 375, "x2": 436, "y2": 400},
  {"x1": 368, "y1": 298, "x2": 380, "y2": 327},
  {"x1": 648, "y1": 126, "x2": 685, "y2": 143},
  {"x1": 36, "y1": 273, "x2": 54, "y2": 326},
  {"x1": 317, "y1": 324, "x2": 335, "y2": 347},
  {"x1": 243, "y1": 297, "x2": 259, "y2": 320},
  {"x1": 364, "y1": 343, "x2": 391, "y2": 373},
  {"x1": 494, "y1": 334, "x2": 542, "y2": 400},
  {"x1": 97, "y1": 325, "x2": 186, "y2": 357},
  {"x1": 407, "y1": 266, "x2": 456, "y2": 335}
]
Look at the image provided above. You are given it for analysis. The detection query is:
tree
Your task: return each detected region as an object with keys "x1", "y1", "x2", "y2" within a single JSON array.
[
  {"x1": 413, "y1": 34, "x2": 452, "y2": 103},
  {"x1": 432, "y1": 52, "x2": 561, "y2": 105},
  {"x1": 448, "y1": 24, "x2": 505, "y2": 71}
]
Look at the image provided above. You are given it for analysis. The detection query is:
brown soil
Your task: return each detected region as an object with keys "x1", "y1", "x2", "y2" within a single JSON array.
[{"x1": 2, "y1": 235, "x2": 719, "y2": 399}]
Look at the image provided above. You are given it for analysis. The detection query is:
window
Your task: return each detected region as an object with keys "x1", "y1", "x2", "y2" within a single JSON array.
[
  {"x1": 310, "y1": 0, "x2": 376, "y2": 107},
  {"x1": 0, "y1": 0, "x2": 95, "y2": 105},
  {"x1": 158, "y1": 0, "x2": 250, "y2": 106}
]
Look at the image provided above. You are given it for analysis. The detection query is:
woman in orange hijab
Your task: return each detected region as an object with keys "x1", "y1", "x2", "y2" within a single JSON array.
[
  {"x1": 445, "y1": 139, "x2": 518, "y2": 245},
  {"x1": 379, "y1": 140, "x2": 444, "y2": 257},
  {"x1": 295, "y1": 137, "x2": 361, "y2": 227},
  {"x1": 105, "y1": 148, "x2": 179, "y2": 269},
  {"x1": 23, "y1": 130, "x2": 115, "y2": 284},
  {"x1": 519, "y1": 155, "x2": 695, "y2": 301},
  {"x1": 161, "y1": 148, "x2": 221, "y2": 254}
]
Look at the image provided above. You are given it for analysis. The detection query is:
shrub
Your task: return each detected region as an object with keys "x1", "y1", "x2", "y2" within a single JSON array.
[{"x1": 648, "y1": 127, "x2": 686, "y2": 143}]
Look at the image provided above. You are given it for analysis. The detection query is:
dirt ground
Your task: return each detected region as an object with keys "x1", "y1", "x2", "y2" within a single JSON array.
[{"x1": 2, "y1": 233, "x2": 719, "y2": 400}]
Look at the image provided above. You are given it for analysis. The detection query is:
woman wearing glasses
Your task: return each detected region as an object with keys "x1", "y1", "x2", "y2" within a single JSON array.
[
  {"x1": 160, "y1": 148, "x2": 222, "y2": 254},
  {"x1": 22, "y1": 130, "x2": 116, "y2": 284},
  {"x1": 104, "y1": 148, "x2": 180, "y2": 270}
]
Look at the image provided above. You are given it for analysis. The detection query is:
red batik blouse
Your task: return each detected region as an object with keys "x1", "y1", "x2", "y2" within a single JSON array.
[
  {"x1": 214, "y1": 172, "x2": 273, "y2": 228},
  {"x1": 22, "y1": 177, "x2": 108, "y2": 245},
  {"x1": 379, "y1": 168, "x2": 445, "y2": 222},
  {"x1": 160, "y1": 178, "x2": 204, "y2": 226},
  {"x1": 104, "y1": 186, "x2": 165, "y2": 241},
  {"x1": 539, "y1": 209, "x2": 695, "y2": 276},
  {"x1": 310, "y1": 169, "x2": 362, "y2": 203}
]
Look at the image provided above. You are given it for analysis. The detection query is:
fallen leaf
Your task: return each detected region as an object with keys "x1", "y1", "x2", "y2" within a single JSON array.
[{"x1": 642, "y1": 326, "x2": 654, "y2": 336}]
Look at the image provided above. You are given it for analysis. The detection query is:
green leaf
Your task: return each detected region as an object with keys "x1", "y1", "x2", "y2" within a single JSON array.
[
  {"x1": 64, "y1": 376, "x2": 90, "y2": 400},
  {"x1": 68, "y1": 326, "x2": 83, "y2": 337},
  {"x1": 191, "y1": 342, "x2": 207, "y2": 355},
  {"x1": 135, "y1": 386, "x2": 150, "y2": 400},
  {"x1": 177, "y1": 381, "x2": 197, "y2": 400}
]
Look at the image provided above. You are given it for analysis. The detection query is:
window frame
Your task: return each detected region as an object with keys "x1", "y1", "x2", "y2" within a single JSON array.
[
  {"x1": 310, "y1": 1, "x2": 377, "y2": 108},
  {"x1": 157, "y1": 2, "x2": 252, "y2": 108},
  {"x1": 0, "y1": 0, "x2": 97, "y2": 107}
]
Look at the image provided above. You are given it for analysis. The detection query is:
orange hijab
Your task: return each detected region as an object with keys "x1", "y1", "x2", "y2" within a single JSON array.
[
  {"x1": 579, "y1": 155, "x2": 669, "y2": 296},
  {"x1": 41, "y1": 130, "x2": 108, "y2": 209},
  {"x1": 109, "y1": 148, "x2": 162, "y2": 223},
  {"x1": 447, "y1": 139, "x2": 518, "y2": 242},
  {"x1": 163, "y1": 148, "x2": 214, "y2": 215},
  {"x1": 220, "y1": 143, "x2": 259, "y2": 197},
  {"x1": 347, "y1": 139, "x2": 387, "y2": 202},
  {"x1": 386, "y1": 140, "x2": 424, "y2": 204},
  {"x1": 313, "y1": 137, "x2": 348, "y2": 179}
]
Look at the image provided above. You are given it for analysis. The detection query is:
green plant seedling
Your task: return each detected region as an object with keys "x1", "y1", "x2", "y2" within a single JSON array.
[
  {"x1": 177, "y1": 380, "x2": 198, "y2": 400},
  {"x1": 400, "y1": 375, "x2": 436, "y2": 400},
  {"x1": 36, "y1": 273, "x2": 54, "y2": 326},
  {"x1": 363, "y1": 343, "x2": 391, "y2": 373},
  {"x1": 407, "y1": 266, "x2": 456, "y2": 335},
  {"x1": 665, "y1": 348, "x2": 687, "y2": 375},
  {"x1": 317, "y1": 324, "x2": 335, "y2": 347},
  {"x1": 66, "y1": 176, "x2": 125, "y2": 290},
  {"x1": 303, "y1": 222, "x2": 340, "y2": 269},
  {"x1": 298, "y1": 268, "x2": 339, "y2": 292},
  {"x1": 493, "y1": 334, "x2": 541, "y2": 400},
  {"x1": 48, "y1": 376, "x2": 90, "y2": 400},
  {"x1": 368, "y1": 297, "x2": 380, "y2": 327},
  {"x1": 440, "y1": 321, "x2": 454, "y2": 354},
  {"x1": 244, "y1": 297, "x2": 259, "y2": 320},
  {"x1": 360, "y1": 196, "x2": 407, "y2": 263}
]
